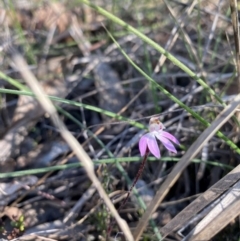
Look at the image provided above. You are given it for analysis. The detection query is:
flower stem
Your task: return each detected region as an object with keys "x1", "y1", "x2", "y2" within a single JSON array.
[
  {"x1": 107, "y1": 150, "x2": 149, "y2": 238},
  {"x1": 120, "y1": 150, "x2": 149, "y2": 208}
]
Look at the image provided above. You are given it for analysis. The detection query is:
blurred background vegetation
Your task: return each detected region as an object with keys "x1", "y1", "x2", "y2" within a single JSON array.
[{"x1": 0, "y1": 0, "x2": 240, "y2": 240}]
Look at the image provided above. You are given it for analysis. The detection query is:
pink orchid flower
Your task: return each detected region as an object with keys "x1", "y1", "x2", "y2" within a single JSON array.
[{"x1": 139, "y1": 117, "x2": 180, "y2": 158}]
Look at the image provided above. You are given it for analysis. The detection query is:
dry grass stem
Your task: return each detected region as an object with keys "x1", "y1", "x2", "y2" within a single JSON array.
[{"x1": 10, "y1": 49, "x2": 134, "y2": 241}]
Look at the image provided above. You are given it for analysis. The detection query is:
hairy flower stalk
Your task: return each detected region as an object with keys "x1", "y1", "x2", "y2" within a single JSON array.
[
  {"x1": 107, "y1": 117, "x2": 179, "y2": 238},
  {"x1": 107, "y1": 150, "x2": 149, "y2": 238}
]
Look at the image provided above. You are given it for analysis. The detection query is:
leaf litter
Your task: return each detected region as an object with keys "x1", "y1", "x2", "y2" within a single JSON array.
[{"x1": 0, "y1": 1, "x2": 239, "y2": 240}]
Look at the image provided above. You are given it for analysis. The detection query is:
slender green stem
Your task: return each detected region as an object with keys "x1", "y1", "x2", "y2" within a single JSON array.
[
  {"x1": 105, "y1": 28, "x2": 240, "y2": 154},
  {"x1": 0, "y1": 87, "x2": 145, "y2": 130},
  {"x1": 0, "y1": 82, "x2": 239, "y2": 154},
  {"x1": 78, "y1": 0, "x2": 224, "y2": 105},
  {"x1": 0, "y1": 157, "x2": 232, "y2": 178}
]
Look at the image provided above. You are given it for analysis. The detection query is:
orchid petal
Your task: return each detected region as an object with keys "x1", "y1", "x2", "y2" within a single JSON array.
[
  {"x1": 146, "y1": 133, "x2": 160, "y2": 158},
  {"x1": 161, "y1": 131, "x2": 180, "y2": 145},
  {"x1": 155, "y1": 133, "x2": 177, "y2": 153},
  {"x1": 139, "y1": 134, "x2": 148, "y2": 156}
]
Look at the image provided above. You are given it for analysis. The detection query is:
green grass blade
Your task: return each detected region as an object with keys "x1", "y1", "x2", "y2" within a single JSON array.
[
  {"x1": 0, "y1": 157, "x2": 232, "y2": 178},
  {"x1": 0, "y1": 87, "x2": 145, "y2": 130},
  {"x1": 78, "y1": 0, "x2": 224, "y2": 106},
  {"x1": 104, "y1": 28, "x2": 240, "y2": 155}
]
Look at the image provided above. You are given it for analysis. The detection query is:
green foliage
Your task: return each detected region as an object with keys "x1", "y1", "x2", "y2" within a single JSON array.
[{"x1": 10, "y1": 215, "x2": 25, "y2": 232}]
